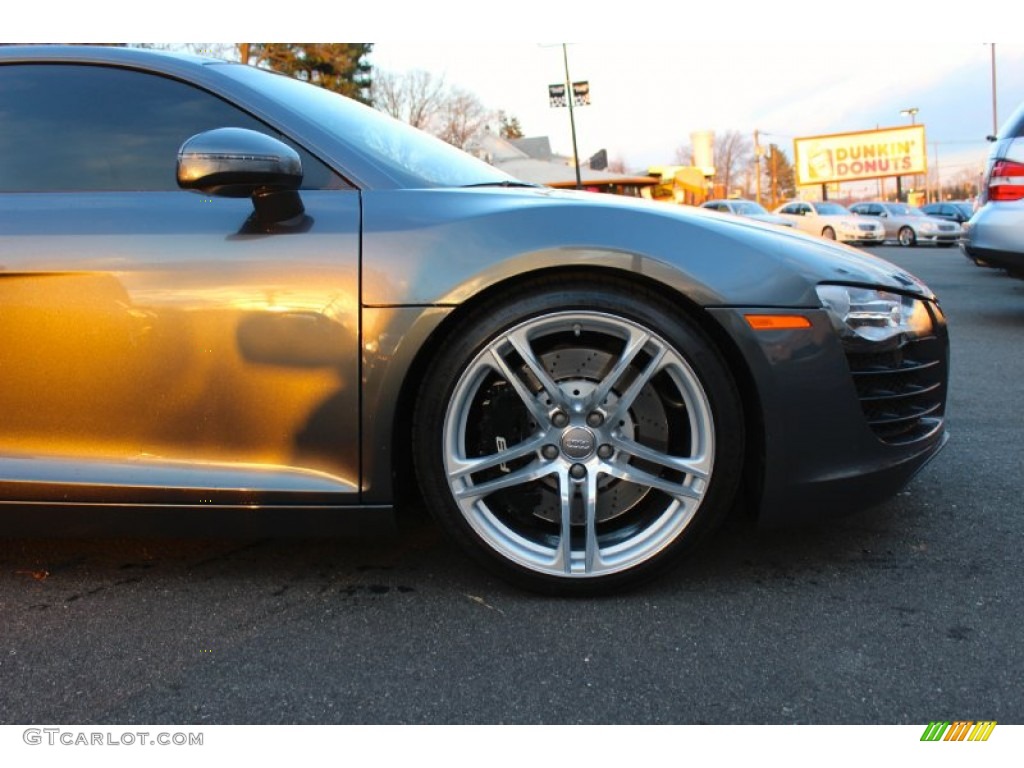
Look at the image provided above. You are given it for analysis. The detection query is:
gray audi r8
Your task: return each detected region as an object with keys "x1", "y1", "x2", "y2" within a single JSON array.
[{"x1": 0, "y1": 46, "x2": 949, "y2": 593}]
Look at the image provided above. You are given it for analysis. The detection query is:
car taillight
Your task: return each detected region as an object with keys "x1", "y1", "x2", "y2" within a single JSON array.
[{"x1": 988, "y1": 159, "x2": 1024, "y2": 201}]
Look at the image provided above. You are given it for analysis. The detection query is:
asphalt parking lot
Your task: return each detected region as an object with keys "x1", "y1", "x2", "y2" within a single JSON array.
[{"x1": 1, "y1": 244, "x2": 1021, "y2": 725}]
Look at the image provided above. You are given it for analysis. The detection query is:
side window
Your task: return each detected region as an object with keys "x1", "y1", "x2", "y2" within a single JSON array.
[{"x1": 0, "y1": 63, "x2": 347, "y2": 192}]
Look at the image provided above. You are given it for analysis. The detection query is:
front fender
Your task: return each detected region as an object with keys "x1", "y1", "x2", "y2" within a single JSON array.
[{"x1": 361, "y1": 189, "x2": 835, "y2": 310}]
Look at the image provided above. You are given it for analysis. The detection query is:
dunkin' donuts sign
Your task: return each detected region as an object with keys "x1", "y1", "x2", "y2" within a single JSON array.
[{"x1": 794, "y1": 125, "x2": 927, "y2": 186}]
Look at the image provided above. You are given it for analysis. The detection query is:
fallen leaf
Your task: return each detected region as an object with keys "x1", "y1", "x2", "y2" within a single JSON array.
[{"x1": 14, "y1": 569, "x2": 50, "y2": 581}]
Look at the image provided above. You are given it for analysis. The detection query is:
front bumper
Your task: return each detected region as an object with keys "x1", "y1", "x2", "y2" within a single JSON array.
[
  {"x1": 918, "y1": 231, "x2": 960, "y2": 245},
  {"x1": 708, "y1": 304, "x2": 949, "y2": 526},
  {"x1": 841, "y1": 231, "x2": 885, "y2": 244}
]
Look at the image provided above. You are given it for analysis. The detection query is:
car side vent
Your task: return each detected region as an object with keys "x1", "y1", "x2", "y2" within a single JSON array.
[{"x1": 844, "y1": 336, "x2": 947, "y2": 445}]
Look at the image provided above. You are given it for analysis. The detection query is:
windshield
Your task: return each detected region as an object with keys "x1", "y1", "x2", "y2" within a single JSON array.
[
  {"x1": 884, "y1": 204, "x2": 923, "y2": 216},
  {"x1": 733, "y1": 201, "x2": 768, "y2": 215},
  {"x1": 815, "y1": 202, "x2": 849, "y2": 215},
  {"x1": 216, "y1": 63, "x2": 516, "y2": 188},
  {"x1": 953, "y1": 202, "x2": 974, "y2": 217}
]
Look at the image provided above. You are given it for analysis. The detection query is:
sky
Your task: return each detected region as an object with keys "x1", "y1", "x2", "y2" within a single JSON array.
[
  {"x1": 11, "y1": 2, "x2": 1024, "y2": 189},
  {"x1": 369, "y1": 42, "x2": 1024, "y2": 181}
]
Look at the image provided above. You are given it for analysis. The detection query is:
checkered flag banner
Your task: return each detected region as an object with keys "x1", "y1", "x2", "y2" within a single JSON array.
[
  {"x1": 549, "y1": 82, "x2": 590, "y2": 108},
  {"x1": 548, "y1": 83, "x2": 567, "y2": 108},
  {"x1": 572, "y1": 81, "x2": 590, "y2": 107}
]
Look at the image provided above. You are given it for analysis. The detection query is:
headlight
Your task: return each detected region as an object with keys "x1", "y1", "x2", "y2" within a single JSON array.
[
  {"x1": 920, "y1": 222, "x2": 937, "y2": 233},
  {"x1": 816, "y1": 285, "x2": 933, "y2": 343}
]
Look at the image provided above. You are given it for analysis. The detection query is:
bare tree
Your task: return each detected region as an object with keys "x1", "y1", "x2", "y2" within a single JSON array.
[
  {"x1": 607, "y1": 155, "x2": 628, "y2": 174},
  {"x1": 435, "y1": 87, "x2": 492, "y2": 150},
  {"x1": 371, "y1": 68, "x2": 447, "y2": 130},
  {"x1": 372, "y1": 68, "x2": 494, "y2": 150},
  {"x1": 674, "y1": 132, "x2": 753, "y2": 197},
  {"x1": 674, "y1": 144, "x2": 694, "y2": 165},
  {"x1": 128, "y1": 43, "x2": 235, "y2": 58},
  {"x1": 942, "y1": 168, "x2": 981, "y2": 200},
  {"x1": 713, "y1": 130, "x2": 753, "y2": 198}
]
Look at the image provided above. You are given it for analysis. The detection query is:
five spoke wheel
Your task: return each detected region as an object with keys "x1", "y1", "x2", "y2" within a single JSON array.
[{"x1": 414, "y1": 280, "x2": 743, "y2": 593}]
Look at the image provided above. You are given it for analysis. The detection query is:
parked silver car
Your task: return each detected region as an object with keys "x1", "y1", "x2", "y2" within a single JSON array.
[
  {"x1": 700, "y1": 199, "x2": 796, "y2": 228},
  {"x1": 961, "y1": 100, "x2": 1024, "y2": 277},
  {"x1": 849, "y1": 202, "x2": 960, "y2": 247}
]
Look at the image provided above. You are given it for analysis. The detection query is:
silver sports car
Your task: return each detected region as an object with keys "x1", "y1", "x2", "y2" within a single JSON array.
[{"x1": 0, "y1": 46, "x2": 949, "y2": 594}]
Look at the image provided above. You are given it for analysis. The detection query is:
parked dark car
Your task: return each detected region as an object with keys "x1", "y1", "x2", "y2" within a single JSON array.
[
  {"x1": 921, "y1": 201, "x2": 974, "y2": 225},
  {"x1": 961, "y1": 101, "x2": 1024, "y2": 277},
  {"x1": 0, "y1": 46, "x2": 949, "y2": 594}
]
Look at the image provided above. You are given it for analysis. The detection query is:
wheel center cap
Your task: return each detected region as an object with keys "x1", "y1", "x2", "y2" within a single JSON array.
[{"x1": 561, "y1": 427, "x2": 596, "y2": 459}]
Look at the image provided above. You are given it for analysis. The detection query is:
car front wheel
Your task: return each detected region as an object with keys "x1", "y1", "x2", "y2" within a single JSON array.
[
  {"x1": 412, "y1": 278, "x2": 745, "y2": 594},
  {"x1": 898, "y1": 227, "x2": 917, "y2": 247},
  {"x1": 822, "y1": 226, "x2": 836, "y2": 240}
]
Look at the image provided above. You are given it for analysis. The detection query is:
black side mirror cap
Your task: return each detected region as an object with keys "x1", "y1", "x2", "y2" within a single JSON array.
[{"x1": 178, "y1": 128, "x2": 304, "y2": 223}]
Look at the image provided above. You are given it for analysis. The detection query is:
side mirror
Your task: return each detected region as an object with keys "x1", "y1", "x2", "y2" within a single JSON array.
[{"x1": 178, "y1": 128, "x2": 304, "y2": 224}]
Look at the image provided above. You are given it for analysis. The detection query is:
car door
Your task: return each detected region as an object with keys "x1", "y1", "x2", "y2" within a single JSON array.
[
  {"x1": 0, "y1": 63, "x2": 362, "y2": 506},
  {"x1": 875, "y1": 204, "x2": 900, "y2": 238},
  {"x1": 794, "y1": 202, "x2": 818, "y2": 235},
  {"x1": 777, "y1": 203, "x2": 805, "y2": 232}
]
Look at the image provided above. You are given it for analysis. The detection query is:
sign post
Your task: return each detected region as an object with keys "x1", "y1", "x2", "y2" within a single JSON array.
[{"x1": 547, "y1": 44, "x2": 589, "y2": 189}]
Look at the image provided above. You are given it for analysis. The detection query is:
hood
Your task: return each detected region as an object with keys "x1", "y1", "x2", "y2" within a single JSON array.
[
  {"x1": 362, "y1": 186, "x2": 938, "y2": 308},
  {"x1": 537, "y1": 190, "x2": 933, "y2": 298}
]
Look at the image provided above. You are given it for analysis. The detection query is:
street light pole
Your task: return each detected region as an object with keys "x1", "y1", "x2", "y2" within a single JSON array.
[
  {"x1": 990, "y1": 43, "x2": 999, "y2": 137},
  {"x1": 898, "y1": 108, "x2": 919, "y2": 201},
  {"x1": 562, "y1": 43, "x2": 582, "y2": 190},
  {"x1": 753, "y1": 129, "x2": 762, "y2": 206}
]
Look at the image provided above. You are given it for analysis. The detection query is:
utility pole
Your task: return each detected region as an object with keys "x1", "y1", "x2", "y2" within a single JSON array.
[
  {"x1": 770, "y1": 146, "x2": 778, "y2": 209},
  {"x1": 754, "y1": 129, "x2": 762, "y2": 206},
  {"x1": 899, "y1": 108, "x2": 919, "y2": 202},
  {"x1": 990, "y1": 43, "x2": 999, "y2": 137},
  {"x1": 562, "y1": 43, "x2": 582, "y2": 190}
]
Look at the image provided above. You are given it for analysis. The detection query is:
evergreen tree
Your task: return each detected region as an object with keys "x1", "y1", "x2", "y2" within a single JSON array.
[
  {"x1": 247, "y1": 44, "x2": 373, "y2": 103},
  {"x1": 767, "y1": 144, "x2": 796, "y2": 205},
  {"x1": 498, "y1": 111, "x2": 524, "y2": 140}
]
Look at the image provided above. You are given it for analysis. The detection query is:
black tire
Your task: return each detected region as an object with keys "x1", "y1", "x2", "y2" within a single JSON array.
[
  {"x1": 898, "y1": 227, "x2": 917, "y2": 247},
  {"x1": 822, "y1": 227, "x2": 836, "y2": 240},
  {"x1": 412, "y1": 275, "x2": 745, "y2": 595}
]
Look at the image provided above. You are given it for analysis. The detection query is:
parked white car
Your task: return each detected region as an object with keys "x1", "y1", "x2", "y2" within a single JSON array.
[{"x1": 774, "y1": 200, "x2": 885, "y2": 245}]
